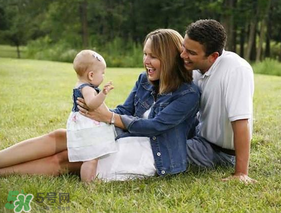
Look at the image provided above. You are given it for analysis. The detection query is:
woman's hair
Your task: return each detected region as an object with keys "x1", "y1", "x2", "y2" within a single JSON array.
[
  {"x1": 144, "y1": 29, "x2": 192, "y2": 94},
  {"x1": 185, "y1": 19, "x2": 226, "y2": 56}
]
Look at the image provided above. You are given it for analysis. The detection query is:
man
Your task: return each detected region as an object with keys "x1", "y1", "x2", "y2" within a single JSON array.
[{"x1": 181, "y1": 19, "x2": 257, "y2": 183}]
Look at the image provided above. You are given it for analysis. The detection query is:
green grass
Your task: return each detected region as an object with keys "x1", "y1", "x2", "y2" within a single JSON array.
[
  {"x1": 252, "y1": 58, "x2": 281, "y2": 76},
  {"x1": 0, "y1": 58, "x2": 280, "y2": 213}
]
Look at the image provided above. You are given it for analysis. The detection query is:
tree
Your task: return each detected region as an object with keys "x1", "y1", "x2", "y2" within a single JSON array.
[
  {"x1": 0, "y1": 0, "x2": 30, "y2": 58},
  {"x1": 256, "y1": 0, "x2": 272, "y2": 62},
  {"x1": 79, "y1": 0, "x2": 89, "y2": 48},
  {"x1": 221, "y1": 0, "x2": 237, "y2": 52},
  {"x1": 268, "y1": 0, "x2": 281, "y2": 60},
  {"x1": 245, "y1": 0, "x2": 258, "y2": 61},
  {"x1": 1, "y1": 0, "x2": 281, "y2": 64}
]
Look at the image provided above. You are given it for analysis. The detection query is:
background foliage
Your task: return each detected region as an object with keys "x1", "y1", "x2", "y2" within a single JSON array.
[{"x1": 0, "y1": 0, "x2": 281, "y2": 67}]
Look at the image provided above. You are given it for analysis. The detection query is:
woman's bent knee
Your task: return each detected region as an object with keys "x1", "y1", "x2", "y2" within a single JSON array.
[
  {"x1": 52, "y1": 151, "x2": 69, "y2": 165},
  {"x1": 49, "y1": 151, "x2": 70, "y2": 174},
  {"x1": 48, "y1": 129, "x2": 66, "y2": 141},
  {"x1": 45, "y1": 129, "x2": 67, "y2": 152},
  {"x1": 54, "y1": 151, "x2": 81, "y2": 175}
]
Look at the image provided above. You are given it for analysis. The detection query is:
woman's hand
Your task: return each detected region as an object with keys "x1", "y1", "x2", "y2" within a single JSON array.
[
  {"x1": 76, "y1": 97, "x2": 90, "y2": 111},
  {"x1": 77, "y1": 97, "x2": 111, "y2": 123}
]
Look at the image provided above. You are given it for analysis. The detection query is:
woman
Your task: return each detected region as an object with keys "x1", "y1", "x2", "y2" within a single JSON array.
[{"x1": 0, "y1": 29, "x2": 200, "y2": 181}]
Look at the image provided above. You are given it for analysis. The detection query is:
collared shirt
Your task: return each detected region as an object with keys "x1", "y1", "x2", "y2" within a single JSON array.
[{"x1": 193, "y1": 50, "x2": 254, "y2": 150}]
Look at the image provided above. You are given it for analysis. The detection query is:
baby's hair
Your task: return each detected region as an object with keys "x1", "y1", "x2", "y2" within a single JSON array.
[{"x1": 73, "y1": 50, "x2": 104, "y2": 76}]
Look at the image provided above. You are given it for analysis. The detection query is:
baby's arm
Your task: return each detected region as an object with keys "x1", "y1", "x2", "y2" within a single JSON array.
[{"x1": 82, "y1": 82, "x2": 114, "y2": 111}]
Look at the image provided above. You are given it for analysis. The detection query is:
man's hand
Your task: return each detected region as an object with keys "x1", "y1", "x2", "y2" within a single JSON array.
[{"x1": 222, "y1": 173, "x2": 257, "y2": 184}]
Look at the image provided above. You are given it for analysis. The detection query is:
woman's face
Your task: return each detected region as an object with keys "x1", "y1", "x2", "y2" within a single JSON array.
[{"x1": 143, "y1": 38, "x2": 161, "y2": 81}]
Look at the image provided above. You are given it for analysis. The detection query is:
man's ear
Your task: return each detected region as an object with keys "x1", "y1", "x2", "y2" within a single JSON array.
[{"x1": 208, "y1": 52, "x2": 219, "y2": 63}]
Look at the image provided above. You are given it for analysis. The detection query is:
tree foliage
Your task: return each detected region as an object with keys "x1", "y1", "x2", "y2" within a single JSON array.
[{"x1": 0, "y1": 0, "x2": 280, "y2": 64}]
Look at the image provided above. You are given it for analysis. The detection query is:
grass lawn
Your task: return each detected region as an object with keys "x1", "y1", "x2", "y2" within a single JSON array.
[
  {"x1": 0, "y1": 58, "x2": 280, "y2": 213},
  {"x1": 0, "y1": 45, "x2": 27, "y2": 59}
]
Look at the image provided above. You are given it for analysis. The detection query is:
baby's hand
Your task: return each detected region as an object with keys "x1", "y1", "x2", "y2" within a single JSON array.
[{"x1": 102, "y1": 81, "x2": 114, "y2": 95}]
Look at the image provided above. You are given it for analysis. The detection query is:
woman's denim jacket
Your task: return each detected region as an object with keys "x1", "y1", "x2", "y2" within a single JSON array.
[{"x1": 113, "y1": 72, "x2": 200, "y2": 176}]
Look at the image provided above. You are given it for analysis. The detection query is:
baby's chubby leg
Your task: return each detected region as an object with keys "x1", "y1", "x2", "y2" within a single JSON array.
[
  {"x1": 80, "y1": 159, "x2": 98, "y2": 183},
  {"x1": 0, "y1": 129, "x2": 67, "y2": 168}
]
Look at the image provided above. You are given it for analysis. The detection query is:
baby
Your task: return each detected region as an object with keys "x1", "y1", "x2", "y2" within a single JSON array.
[{"x1": 66, "y1": 50, "x2": 117, "y2": 183}]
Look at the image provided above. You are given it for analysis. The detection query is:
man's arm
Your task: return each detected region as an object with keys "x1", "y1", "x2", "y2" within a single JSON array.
[
  {"x1": 222, "y1": 119, "x2": 257, "y2": 183},
  {"x1": 232, "y1": 119, "x2": 250, "y2": 175}
]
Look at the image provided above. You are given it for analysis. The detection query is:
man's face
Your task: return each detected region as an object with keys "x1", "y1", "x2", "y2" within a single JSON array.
[{"x1": 180, "y1": 35, "x2": 212, "y2": 73}]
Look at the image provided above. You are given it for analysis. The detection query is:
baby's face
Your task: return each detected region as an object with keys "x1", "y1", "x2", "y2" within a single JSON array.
[{"x1": 89, "y1": 60, "x2": 106, "y2": 87}]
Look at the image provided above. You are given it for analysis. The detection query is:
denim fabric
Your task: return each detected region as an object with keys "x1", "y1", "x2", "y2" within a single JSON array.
[
  {"x1": 71, "y1": 83, "x2": 100, "y2": 112},
  {"x1": 113, "y1": 72, "x2": 200, "y2": 176}
]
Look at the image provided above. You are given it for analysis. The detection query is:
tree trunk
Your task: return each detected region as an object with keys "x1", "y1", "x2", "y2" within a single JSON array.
[
  {"x1": 250, "y1": 29, "x2": 257, "y2": 61},
  {"x1": 16, "y1": 44, "x2": 21, "y2": 59},
  {"x1": 256, "y1": 0, "x2": 271, "y2": 62},
  {"x1": 232, "y1": 22, "x2": 237, "y2": 53},
  {"x1": 221, "y1": 0, "x2": 236, "y2": 52},
  {"x1": 256, "y1": 21, "x2": 265, "y2": 62},
  {"x1": 265, "y1": 22, "x2": 271, "y2": 58},
  {"x1": 245, "y1": 17, "x2": 257, "y2": 61},
  {"x1": 265, "y1": 0, "x2": 273, "y2": 58},
  {"x1": 80, "y1": 0, "x2": 89, "y2": 48},
  {"x1": 239, "y1": 28, "x2": 245, "y2": 58},
  {"x1": 279, "y1": 47, "x2": 281, "y2": 62}
]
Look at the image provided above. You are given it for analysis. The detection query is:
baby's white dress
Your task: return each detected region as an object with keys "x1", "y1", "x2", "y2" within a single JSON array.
[
  {"x1": 67, "y1": 113, "x2": 117, "y2": 162},
  {"x1": 95, "y1": 109, "x2": 156, "y2": 181},
  {"x1": 66, "y1": 83, "x2": 117, "y2": 162}
]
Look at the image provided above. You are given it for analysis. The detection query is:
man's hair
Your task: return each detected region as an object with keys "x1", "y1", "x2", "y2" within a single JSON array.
[
  {"x1": 144, "y1": 29, "x2": 193, "y2": 94},
  {"x1": 185, "y1": 19, "x2": 227, "y2": 56}
]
